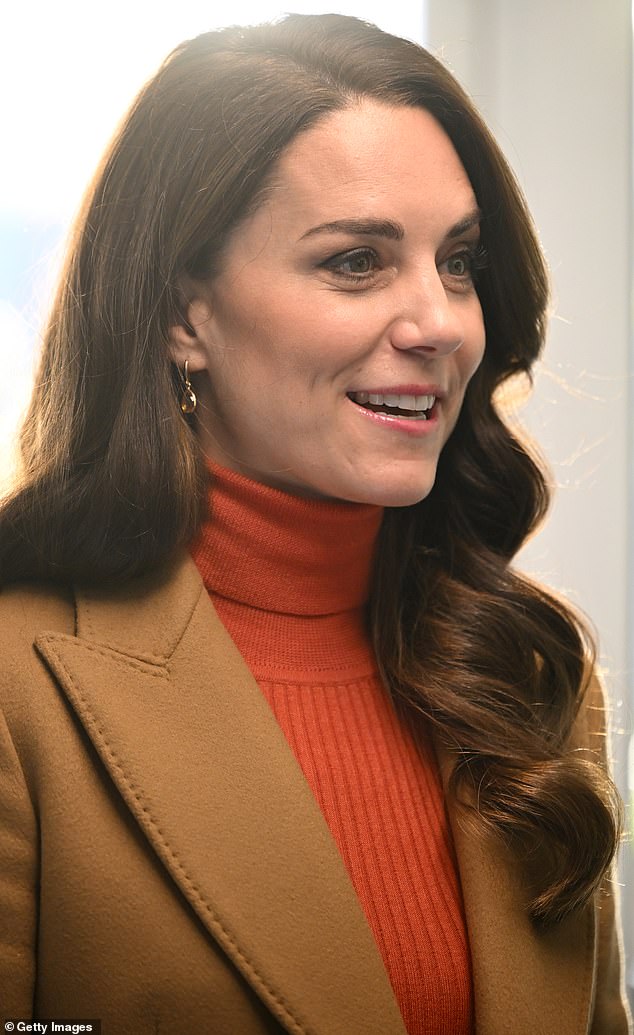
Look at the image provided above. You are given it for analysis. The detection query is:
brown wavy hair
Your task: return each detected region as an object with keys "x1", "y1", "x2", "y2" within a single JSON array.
[{"x1": 0, "y1": 13, "x2": 620, "y2": 925}]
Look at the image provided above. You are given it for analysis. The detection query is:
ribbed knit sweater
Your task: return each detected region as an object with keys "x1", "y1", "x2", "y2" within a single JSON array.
[{"x1": 191, "y1": 465, "x2": 474, "y2": 1035}]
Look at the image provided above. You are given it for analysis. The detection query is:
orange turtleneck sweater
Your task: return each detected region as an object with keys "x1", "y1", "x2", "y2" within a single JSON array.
[{"x1": 191, "y1": 464, "x2": 474, "y2": 1035}]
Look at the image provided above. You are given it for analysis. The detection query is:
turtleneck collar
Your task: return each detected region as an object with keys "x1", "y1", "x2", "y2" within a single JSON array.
[{"x1": 190, "y1": 464, "x2": 384, "y2": 617}]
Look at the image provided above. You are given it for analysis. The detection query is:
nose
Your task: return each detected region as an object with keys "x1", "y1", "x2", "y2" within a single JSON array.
[{"x1": 388, "y1": 274, "x2": 465, "y2": 357}]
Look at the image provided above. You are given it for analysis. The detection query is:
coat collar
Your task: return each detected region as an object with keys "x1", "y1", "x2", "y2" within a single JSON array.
[{"x1": 34, "y1": 552, "x2": 595, "y2": 1035}]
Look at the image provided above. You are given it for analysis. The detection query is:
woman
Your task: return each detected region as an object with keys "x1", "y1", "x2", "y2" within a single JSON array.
[{"x1": 0, "y1": 13, "x2": 630, "y2": 1034}]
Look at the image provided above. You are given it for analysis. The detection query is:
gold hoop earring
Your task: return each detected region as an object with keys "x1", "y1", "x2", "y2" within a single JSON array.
[{"x1": 180, "y1": 360, "x2": 197, "y2": 414}]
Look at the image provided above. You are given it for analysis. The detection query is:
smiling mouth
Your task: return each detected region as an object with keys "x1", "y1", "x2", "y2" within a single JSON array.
[{"x1": 347, "y1": 391, "x2": 436, "y2": 420}]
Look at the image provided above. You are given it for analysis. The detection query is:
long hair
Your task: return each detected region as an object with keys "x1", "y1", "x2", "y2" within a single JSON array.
[{"x1": 0, "y1": 13, "x2": 620, "y2": 925}]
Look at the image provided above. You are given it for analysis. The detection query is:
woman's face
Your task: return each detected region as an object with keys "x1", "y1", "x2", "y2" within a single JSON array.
[{"x1": 177, "y1": 101, "x2": 486, "y2": 505}]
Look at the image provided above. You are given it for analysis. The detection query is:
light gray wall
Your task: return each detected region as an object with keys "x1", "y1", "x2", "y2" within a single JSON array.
[{"x1": 425, "y1": 0, "x2": 633, "y2": 993}]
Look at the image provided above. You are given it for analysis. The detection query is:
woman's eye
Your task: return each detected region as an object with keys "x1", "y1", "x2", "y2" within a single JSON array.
[
  {"x1": 321, "y1": 248, "x2": 379, "y2": 280},
  {"x1": 442, "y1": 244, "x2": 488, "y2": 285},
  {"x1": 446, "y1": 253, "x2": 471, "y2": 277}
]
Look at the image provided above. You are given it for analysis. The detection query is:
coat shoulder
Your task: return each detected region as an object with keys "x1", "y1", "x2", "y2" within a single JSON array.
[
  {"x1": 0, "y1": 578, "x2": 75, "y2": 632},
  {"x1": 0, "y1": 580, "x2": 77, "y2": 771},
  {"x1": 0, "y1": 580, "x2": 75, "y2": 687}
]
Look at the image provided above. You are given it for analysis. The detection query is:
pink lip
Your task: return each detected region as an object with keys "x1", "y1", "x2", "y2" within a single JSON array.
[
  {"x1": 347, "y1": 383, "x2": 445, "y2": 397},
  {"x1": 346, "y1": 394, "x2": 441, "y2": 437}
]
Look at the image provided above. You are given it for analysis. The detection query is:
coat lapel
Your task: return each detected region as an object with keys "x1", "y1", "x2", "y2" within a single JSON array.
[
  {"x1": 34, "y1": 554, "x2": 407, "y2": 1035},
  {"x1": 438, "y1": 749, "x2": 596, "y2": 1035}
]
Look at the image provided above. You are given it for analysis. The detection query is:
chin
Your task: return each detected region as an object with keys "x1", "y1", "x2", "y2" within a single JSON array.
[{"x1": 337, "y1": 473, "x2": 437, "y2": 508}]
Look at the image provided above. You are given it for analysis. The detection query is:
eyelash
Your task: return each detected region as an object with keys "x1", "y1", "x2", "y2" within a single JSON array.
[
  {"x1": 321, "y1": 247, "x2": 381, "y2": 281},
  {"x1": 321, "y1": 243, "x2": 489, "y2": 285}
]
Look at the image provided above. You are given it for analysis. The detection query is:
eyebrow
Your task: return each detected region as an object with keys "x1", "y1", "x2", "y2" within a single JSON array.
[
  {"x1": 299, "y1": 218, "x2": 405, "y2": 242},
  {"x1": 446, "y1": 208, "x2": 482, "y2": 238},
  {"x1": 299, "y1": 208, "x2": 482, "y2": 243}
]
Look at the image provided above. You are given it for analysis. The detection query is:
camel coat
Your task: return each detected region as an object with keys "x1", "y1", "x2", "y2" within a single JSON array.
[{"x1": 0, "y1": 553, "x2": 630, "y2": 1034}]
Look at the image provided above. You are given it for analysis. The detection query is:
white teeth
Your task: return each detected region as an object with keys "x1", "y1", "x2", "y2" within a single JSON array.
[{"x1": 349, "y1": 391, "x2": 436, "y2": 412}]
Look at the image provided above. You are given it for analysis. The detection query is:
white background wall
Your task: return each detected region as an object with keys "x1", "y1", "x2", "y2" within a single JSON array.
[{"x1": 426, "y1": 0, "x2": 633, "y2": 996}]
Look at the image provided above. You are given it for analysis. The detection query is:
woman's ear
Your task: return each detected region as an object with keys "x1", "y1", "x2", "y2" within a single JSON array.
[{"x1": 168, "y1": 290, "x2": 215, "y2": 373}]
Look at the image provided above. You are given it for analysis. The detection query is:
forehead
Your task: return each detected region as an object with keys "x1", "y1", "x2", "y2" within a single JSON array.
[{"x1": 265, "y1": 101, "x2": 476, "y2": 229}]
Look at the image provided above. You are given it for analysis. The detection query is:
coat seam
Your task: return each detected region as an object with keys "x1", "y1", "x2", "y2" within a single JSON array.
[
  {"x1": 74, "y1": 560, "x2": 206, "y2": 666},
  {"x1": 38, "y1": 635, "x2": 169, "y2": 678}
]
